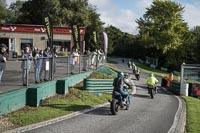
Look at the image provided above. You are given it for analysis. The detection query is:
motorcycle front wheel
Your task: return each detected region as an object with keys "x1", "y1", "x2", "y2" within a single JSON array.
[{"x1": 110, "y1": 99, "x2": 119, "y2": 115}]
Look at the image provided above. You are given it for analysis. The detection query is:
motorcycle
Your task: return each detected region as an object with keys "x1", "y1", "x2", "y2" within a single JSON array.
[
  {"x1": 133, "y1": 69, "x2": 140, "y2": 80},
  {"x1": 135, "y1": 72, "x2": 140, "y2": 80},
  {"x1": 110, "y1": 87, "x2": 130, "y2": 115},
  {"x1": 148, "y1": 84, "x2": 157, "y2": 99}
]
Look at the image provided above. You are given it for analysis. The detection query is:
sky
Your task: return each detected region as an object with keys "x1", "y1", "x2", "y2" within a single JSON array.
[
  {"x1": 88, "y1": 0, "x2": 200, "y2": 34},
  {"x1": 6, "y1": 0, "x2": 200, "y2": 35}
]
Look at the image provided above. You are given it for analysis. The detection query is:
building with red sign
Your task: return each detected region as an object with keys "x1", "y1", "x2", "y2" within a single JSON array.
[{"x1": 0, "y1": 24, "x2": 85, "y2": 59}]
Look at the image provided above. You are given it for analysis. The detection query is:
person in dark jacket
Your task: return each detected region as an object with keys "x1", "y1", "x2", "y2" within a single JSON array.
[
  {"x1": 34, "y1": 50, "x2": 43, "y2": 84},
  {"x1": 21, "y1": 45, "x2": 32, "y2": 86},
  {"x1": 113, "y1": 72, "x2": 129, "y2": 106},
  {"x1": 0, "y1": 43, "x2": 8, "y2": 85}
]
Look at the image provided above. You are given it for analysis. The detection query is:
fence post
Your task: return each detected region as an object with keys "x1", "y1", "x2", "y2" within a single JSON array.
[
  {"x1": 51, "y1": 56, "x2": 54, "y2": 80},
  {"x1": 26, "y1": 58, "x2": 28, "y2": 87},
  {"x1": 67, "y1": 56, "x2": 69, "y2": 76},
  {"x1": 79, "y1": 55, "x2": 81, "y2": 73},
  {"x1": 96, "y1": 54, "x2": 98, "y2": 70}
]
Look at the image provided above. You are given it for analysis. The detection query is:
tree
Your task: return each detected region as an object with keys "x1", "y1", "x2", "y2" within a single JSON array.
[
  {"x1": 0, "y1": 0, "x2": 8, "y2": 23},
  {"x1": 16, "y1": 0, "x2": 60, "y2": 25},
  {"x1": 15, "y1": 0, "x2": 104, "y2": 50},
  {"x1": 7, "y1": 0, "x2": 23, "y2": 23},
  {"x1": 104, "y1": 25, "x2": 137, "y2": 56},
  {"x1": 189, "y1": 26, "x2": 200, "y2": 63},
  {"x1": 0, "y1": 0, "x2": 6, "y2": 7},
  {"x1": 84, "y1": 5, "x2": 104, "y2": 51},
  {"x1": 105, "y1": 26, "x2": 123, "y2": 55},
  {"x1": 59, "y1": 0, "x2": 90, "y2": 27},
  {"x1": 136, "y1": 0, "x2": 189, "y2": 54}
]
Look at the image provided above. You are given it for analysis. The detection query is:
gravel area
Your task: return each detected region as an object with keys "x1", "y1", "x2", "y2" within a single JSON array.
[{"x1": 0, "y1": 116, "x2": 15, "y2": 132}]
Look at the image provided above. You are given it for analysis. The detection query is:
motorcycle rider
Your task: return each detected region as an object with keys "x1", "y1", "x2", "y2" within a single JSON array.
[
  {"x1": 113, "y1": 72, "x2": 130, "y2": 107},
  {"x1": 135, "y1": 68, "x2": 140, "y2": 80},
  {"x1": 124, "y1": 73, "x2": 136, "y2": 95},
  {"x1": 146, "y1": 73, "x2": 158, "y2": 93},
  {"x1": 132, "y1": 61, "x2": 136, "y2": 71}
]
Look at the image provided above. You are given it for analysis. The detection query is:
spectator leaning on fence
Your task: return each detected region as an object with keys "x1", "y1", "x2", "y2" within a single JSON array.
[
  {"x1": 32, "y1": 46, "x2": 39, "y2": 57},
  {"x1": 70, "y1": 48, "x2": 80, "y2": 74},
  {"x1": 43, "y1": 47, "x2": 53, "y2": 81},
  {"x1": 90, "y1": 49, "x2": 97, "y2": 69},
  {"x1": 0, "y1": 43, "x2": 8, "y2": 85},
  {"x1": 34, "y1": 49, "x2": 43, "y2": 84},
  {"x1": 21, "y1": 45, "x2": 33, "y2": 86}
]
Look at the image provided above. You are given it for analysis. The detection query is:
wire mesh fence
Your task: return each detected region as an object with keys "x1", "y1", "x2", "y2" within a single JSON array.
[{"x1": 0, "y1": 54, "x2": 106, "y2": 93}]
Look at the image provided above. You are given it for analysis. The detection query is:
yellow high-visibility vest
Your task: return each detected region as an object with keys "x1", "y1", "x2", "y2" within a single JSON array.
[{"x1": 146, "y1": 77, "x2": 158, "y2": 85}]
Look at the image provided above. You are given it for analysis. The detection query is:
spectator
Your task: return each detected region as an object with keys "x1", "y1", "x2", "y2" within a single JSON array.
[
  {"x1": 82, "y1": 49, "x2": 91, "y2": 71},
  {"x1": 0, "y1": 43, "x2": 8, "y2": 85},
  {"x1": 90, "y1": 49, "x2": 97, "y2": 69},
  {"x1": 34, "y1": 50, "x2": 43, "y2": 84},
  {"x1": 132, "y1": 61, "x2": 136, "y2": 71},
  {"x1": 32, "y1": 46, "x2": 39, "y2": 57},
  {"x1": 43, "y1": 47, "x2": 52, "y2": 81},
  {"x1": 21, "y1": 45, "x2": 32, "y2": 86},
  {"x1": 167, "y1": 72, "x2": 174, "y2": 88},
  {"x1": 69, "y1": 48, "x2": 80, "y2": 74},
  {"x1": 97, "y1": 48, "x2": 103, "y2": 65},
  {"x1": 124, "y1": 73, "x2": 136, "y2": 95}
]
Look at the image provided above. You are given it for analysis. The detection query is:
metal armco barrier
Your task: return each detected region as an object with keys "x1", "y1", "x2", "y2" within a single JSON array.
[{"x1": 170, "y1": 80, "x2": 180, "y2": 95}]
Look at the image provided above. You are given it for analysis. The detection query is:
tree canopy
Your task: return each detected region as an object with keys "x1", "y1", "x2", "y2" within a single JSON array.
[{"x1": 136, "y1": 0, "x2": 189, "y2": 53}]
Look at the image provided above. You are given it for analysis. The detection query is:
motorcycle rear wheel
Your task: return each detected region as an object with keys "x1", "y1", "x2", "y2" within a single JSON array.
[
  {"x1": 110, "y1": 99, "x2": 119, "y2": 115},
  {"x1": 149, "y1": 89, "x2": 154, "y2": 99},
  {"x1": 135, "y1": 74, "x2": 140, "y2": 80}
]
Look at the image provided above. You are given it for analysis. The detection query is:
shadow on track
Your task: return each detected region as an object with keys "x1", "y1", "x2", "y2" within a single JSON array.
[{"x1": 85, "y1": 106, "x2": 112, "y2": 116}]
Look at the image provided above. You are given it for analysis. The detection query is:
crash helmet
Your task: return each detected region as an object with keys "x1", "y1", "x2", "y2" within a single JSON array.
[
  {"x1": 118, "y1": 72, "x2": 124, "y2": 77},
  {"x1": 150, "y1": 73, "x2": 154, "y2": 77},
  {"x1": 124, "y1": 73, "x2": 129, "y2": 77}
]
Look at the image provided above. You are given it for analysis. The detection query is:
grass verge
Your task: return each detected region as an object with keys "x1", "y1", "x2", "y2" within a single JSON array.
[
  {"x1": 1, "y1": 83, "x2": 111, "y2": 132},
  {"x1": 136, "y1": 63, "x2": 179, "y2": 80},
  {"x1": 107, "y1": 59, "x2": 118, "y2": 64},
  {"x1": 182, "y1": 96, "x2": 200, "y2": 133}
]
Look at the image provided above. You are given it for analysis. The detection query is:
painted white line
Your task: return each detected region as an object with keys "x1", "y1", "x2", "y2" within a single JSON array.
[
  {"x1": 160, "y1": 87, "x2": 186, "y2": 133},
  {"x1": 168, "y1": 95, "x2": 182, "y2": 133}
]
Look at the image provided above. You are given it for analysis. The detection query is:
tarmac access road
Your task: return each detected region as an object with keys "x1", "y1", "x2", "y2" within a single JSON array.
[{"x1": 4, "y1": 58, "x2": 180, "y2": 133}]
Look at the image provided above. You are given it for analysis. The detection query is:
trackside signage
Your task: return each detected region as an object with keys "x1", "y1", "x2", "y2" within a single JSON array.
[{"x1": 0, "y1": 25, "x2": 85, "y2": 34}]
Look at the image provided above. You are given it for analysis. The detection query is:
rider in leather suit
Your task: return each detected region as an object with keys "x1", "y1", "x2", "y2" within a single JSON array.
[{"x1": 113, "y1": 72, "x2": 130, "y2": 105}]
